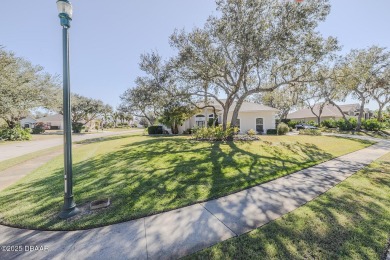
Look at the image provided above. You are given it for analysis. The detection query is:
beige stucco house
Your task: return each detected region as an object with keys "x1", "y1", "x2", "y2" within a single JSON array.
[
  {"x1": 20, "y1": 117, "x2": 37, "y2": 129},
  {"x1": 36, "y1": 114, "x2": 98, "y2": 130},
  {"x1": 287, "y1": 103, "x2": 373, "y2": 123},
  {"x1": 178, "y1": 100, "x2": 279, "y2": 134},
  {"x1": 36, "y1": 114, "x2": 64, "y2": 130}
]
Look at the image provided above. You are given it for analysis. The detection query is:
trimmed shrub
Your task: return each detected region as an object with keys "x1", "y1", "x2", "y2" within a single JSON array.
[
  {"x1": 207, "y1": 118, "x2": 219, "y2": 127},
  {"x1": 192, "y1": 125, "x2": 239, "y2": 141},
  {"x1": 299, "y1": 129, "x2": 322, "y2": 136},
  {"x1": 247, "y1": 129, "x2": 256, "y2": 136},
  {"x1": 277, "y1": 123, "x2": 289, "y2": 135},
  {"x1": 32, "y1": 122, "x2": 45, "y2": 134},
  {"x1": 362, "y1": 119, "x2": 382, "y2": 131},
  {"x1": 306, "y1": 120, "x2": 318, "y2": 126},
  {"x1": 148, "y1": 125, "x2": 163, "y2": 135},
  {"x1": 336, "y1": 118, "x2": 357, "y2": 131},
  {"x1": 0, "y1": 126, "x2": 31, "y2": 141},
  {"x1": 72, "y1": 122, "x2": 85, "y2": 133},
  {"x1": 287, "y1": 120, "x2": 299, "y2": 129},
  {"x1": 266, "y1": 129, "x2": 277, "y2": 135},
  {"x1": 321, "y1": 119, "x2": 337, "y2": 128},
  {"x1": 183, "y1": 128, "x2": 194, "y2": 134}
]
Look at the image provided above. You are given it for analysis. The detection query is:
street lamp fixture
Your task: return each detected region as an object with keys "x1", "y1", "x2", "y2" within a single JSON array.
[{"x1": 57, "y1": 0, "x2": 80, "y2": 219}]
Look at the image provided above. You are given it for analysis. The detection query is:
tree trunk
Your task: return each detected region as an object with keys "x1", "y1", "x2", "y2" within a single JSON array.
[
  {"x1": 317, "y1": 107, "x2": 324, "y2": 126},
  {"x1": 5, "y1": 119, "x2": 17, "y2": 129},
  {"x1": 230, "y1": 97, "x2": 245, "y2": 127},
  {"x1": 356, "y1": 99, "x2": 365, "y2": 131},
  {"x1": 222, "y1": 98, "x2": 233, "y2": 131},
  {"x1": 230, "y1": 90, "x2": 258, "y2": 127},
  {"x1": 280, "y1": 109, "x2": 289, "y2": 120},
  {"x1": 377, "y1": 104, "x2": 384, "y2": 122},
  {"x1": 327, "y1": 99, "x2": 350, "y2": 124},
  {"x1": 222, "y1": 108, "x2": 229, "y2": 131}
]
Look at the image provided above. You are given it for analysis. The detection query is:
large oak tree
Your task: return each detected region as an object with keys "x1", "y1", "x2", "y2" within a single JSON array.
[
  {"x1": 0, "y1": 47, "x2": 60, "y2": 128},
  {"x1": 171, "y1": 0, "x2": 338, "y2": 130}
]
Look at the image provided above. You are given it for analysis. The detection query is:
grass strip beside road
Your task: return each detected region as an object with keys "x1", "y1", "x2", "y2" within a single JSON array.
[{"x1": 0, "y1": 146, "x2": 61, "y2": 172}]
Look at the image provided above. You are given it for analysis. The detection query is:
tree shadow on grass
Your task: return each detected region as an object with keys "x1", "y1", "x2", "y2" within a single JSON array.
[
  {"x1": 75, "y1": 134, "x2": 140, "y2": 145},
  {"x1": 0, "y1": 137, "x2": 335, "y2": 230},
  {"x1": 189, "y1": 161, "x2": 390, "y2": 260},
  {"x1": 324, "y1": 135, "x2": 376, "y2": 145}
]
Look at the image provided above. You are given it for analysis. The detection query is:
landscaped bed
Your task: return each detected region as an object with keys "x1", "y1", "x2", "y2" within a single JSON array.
[
  {"x1": 0, "y1": 135, "x2": 373, "y2": 230},
  {"x1": 187, "y1": 152, "x2": 390, "y2": 259}
]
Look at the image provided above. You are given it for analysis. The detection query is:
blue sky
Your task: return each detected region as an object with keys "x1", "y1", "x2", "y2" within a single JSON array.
[{"x1": 1, "y1": 1, "x2": 389, "y2": 110}]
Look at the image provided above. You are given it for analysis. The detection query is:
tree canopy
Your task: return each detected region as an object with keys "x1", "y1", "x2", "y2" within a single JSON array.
[
  {"x1": 0, "y1": 47, "x2": 61, "y2": 128},
  {"x1": 170, "y1": 0, "x2": 338, "y2": 129}
]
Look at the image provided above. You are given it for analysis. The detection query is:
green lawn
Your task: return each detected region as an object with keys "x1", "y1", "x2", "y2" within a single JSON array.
[
  {"x1": 188, "y1": 153, "x2": 390, "y2": 260},
  {"x1": 0, "y1": 135, "x2": 372, "y2": 230},
  {"x1": 321, "y1": 128, "x2": 390, "y2": 140}
]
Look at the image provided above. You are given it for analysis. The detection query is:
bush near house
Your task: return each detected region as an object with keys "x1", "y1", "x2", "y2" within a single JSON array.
[
  {"x1": 192, "y1": 125, "x2": 238, "y2": 141},
  {"x1": 299, "y1": 129, "x2": 322, "y2": 136},
  {"x1": 247, "y1": 129, "x2": 256, "y2": 136},
  {"x1": 362, "y1": 119, "x2": 382, "y2": 131},
  {"x1": 31, "y1": 122, "x2": 45, "y2": 134},
  {"x1": 0, "y1": 126, "x2": 31, "y2": 141},
  {"x1": 336, "y1": 118, "x2": 357, "y2": 131},
  {"x1": 287, "y1": 120, "x2": 300, "y2": 129},
  {"x1": 148, "y1": 126, "x2": 163, "y2": 135},
  {"x1": 277, "y1": 123, "x2": 289, "y2": 135},
  {"x1": 208, "y1": 118, "x2": 219, "y2": 127},
  {"x1": 266, "y1": 129, "x2": 277, "y2": 135},
  {"x1": 321, "y1": 119, "x2": 337, "y2": 128},
  {"x1": 182, "y1": 128, "x2": 194, "y2": 135},
  {"x1": 306, "y1": 120, "x2": 318, "y2": 127},
  {"x1": 72, "y1": 122, "x2": 85, "y2": 133}
]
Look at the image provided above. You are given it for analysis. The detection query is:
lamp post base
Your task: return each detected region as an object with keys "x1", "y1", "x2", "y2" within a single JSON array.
[
  {"x1": 59, "y1": 206, "x2": 80, "y2": 219},
  {"x1": 59, "y1": 197, "x2": 80, "y2": 220}
]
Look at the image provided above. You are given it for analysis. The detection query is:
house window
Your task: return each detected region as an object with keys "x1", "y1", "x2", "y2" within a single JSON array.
[
  {"x1": 195, "y1": 114, "x2": 205, "y2": 128},
  {"x1": 256, "y1": 118, "x2": 264, "y2": 133},
  {"x1": 196, "y1": 121, "x2": 205, "y2": 127},
  {"x1": 209, "y1": 114, "x2": 214, "y2": 118}
]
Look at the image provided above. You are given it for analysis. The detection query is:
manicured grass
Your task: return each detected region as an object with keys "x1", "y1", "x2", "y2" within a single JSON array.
[
  {"x1": 0, "y1": 146, "x2": 61, "y2": 172},
  {"x1": 322, "y1": 128, "x2": 390, "y2": 140},
  {"x1": 0, "y1": 135, "x2": 372, "y2": 230},
  {"x1": 188, "y1": 152, "x2": 390, "y2": 260},
  {"x1": 104, "y1": 127, "x2": 145, "y2": 132}
]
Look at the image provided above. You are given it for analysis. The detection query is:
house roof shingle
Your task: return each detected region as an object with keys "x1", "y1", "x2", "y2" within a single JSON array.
[
  {"x1": 287, "y1": 103, "x2": 359, "y2": 119},
  {"x1": 36, "y1": 114, "x2": 63, "y2": 122}
]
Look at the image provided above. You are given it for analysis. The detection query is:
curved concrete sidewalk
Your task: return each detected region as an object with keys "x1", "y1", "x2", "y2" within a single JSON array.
[{"x1": 0, "y1": 136, "x2": 389, "y2": 260}]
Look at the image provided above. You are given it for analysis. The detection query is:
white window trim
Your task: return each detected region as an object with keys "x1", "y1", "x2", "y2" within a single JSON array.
[{"x1": 255, "y1": 118, "x2": 264, "y2": 133}]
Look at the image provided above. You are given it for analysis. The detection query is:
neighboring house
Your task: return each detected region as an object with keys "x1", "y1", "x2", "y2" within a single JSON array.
[
  {"x1": 20, "y1": 117, "x2": 36, "y2": 129},
  {"x1": 36, "y1": 114, "x2": 64, "y2": 130},
  {"x1": 178, "y1": 99, "x2": 279, "y2": 134},
  {"x1": 287, "y1": 103, "x2": 373, "y2": 123},
  {"x1": 36, "y1": 114, "x2": 99, "y2": 131}
]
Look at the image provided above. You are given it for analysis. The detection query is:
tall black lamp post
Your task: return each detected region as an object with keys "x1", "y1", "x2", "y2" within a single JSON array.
[{"x1": 57, "y1": 0, "x2": 80, "y2": 219}]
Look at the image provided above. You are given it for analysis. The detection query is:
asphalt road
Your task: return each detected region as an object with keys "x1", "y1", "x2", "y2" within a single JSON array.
[{"x1": 0, "y1": 129, "x2": 143, "y2": 163}]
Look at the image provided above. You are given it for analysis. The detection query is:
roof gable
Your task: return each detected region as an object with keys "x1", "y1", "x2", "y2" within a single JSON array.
[{"x1": 37, "y1": 114, "x2": 63, "y2": 122}]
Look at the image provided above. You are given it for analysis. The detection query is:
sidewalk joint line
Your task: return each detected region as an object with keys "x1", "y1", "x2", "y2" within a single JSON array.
[
  {"x1": 199, "y1": 203, "x2": 238, "y2": 237},
  {"x1": 143, "y1": 218, "x2": 149, "y2": 260}
]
